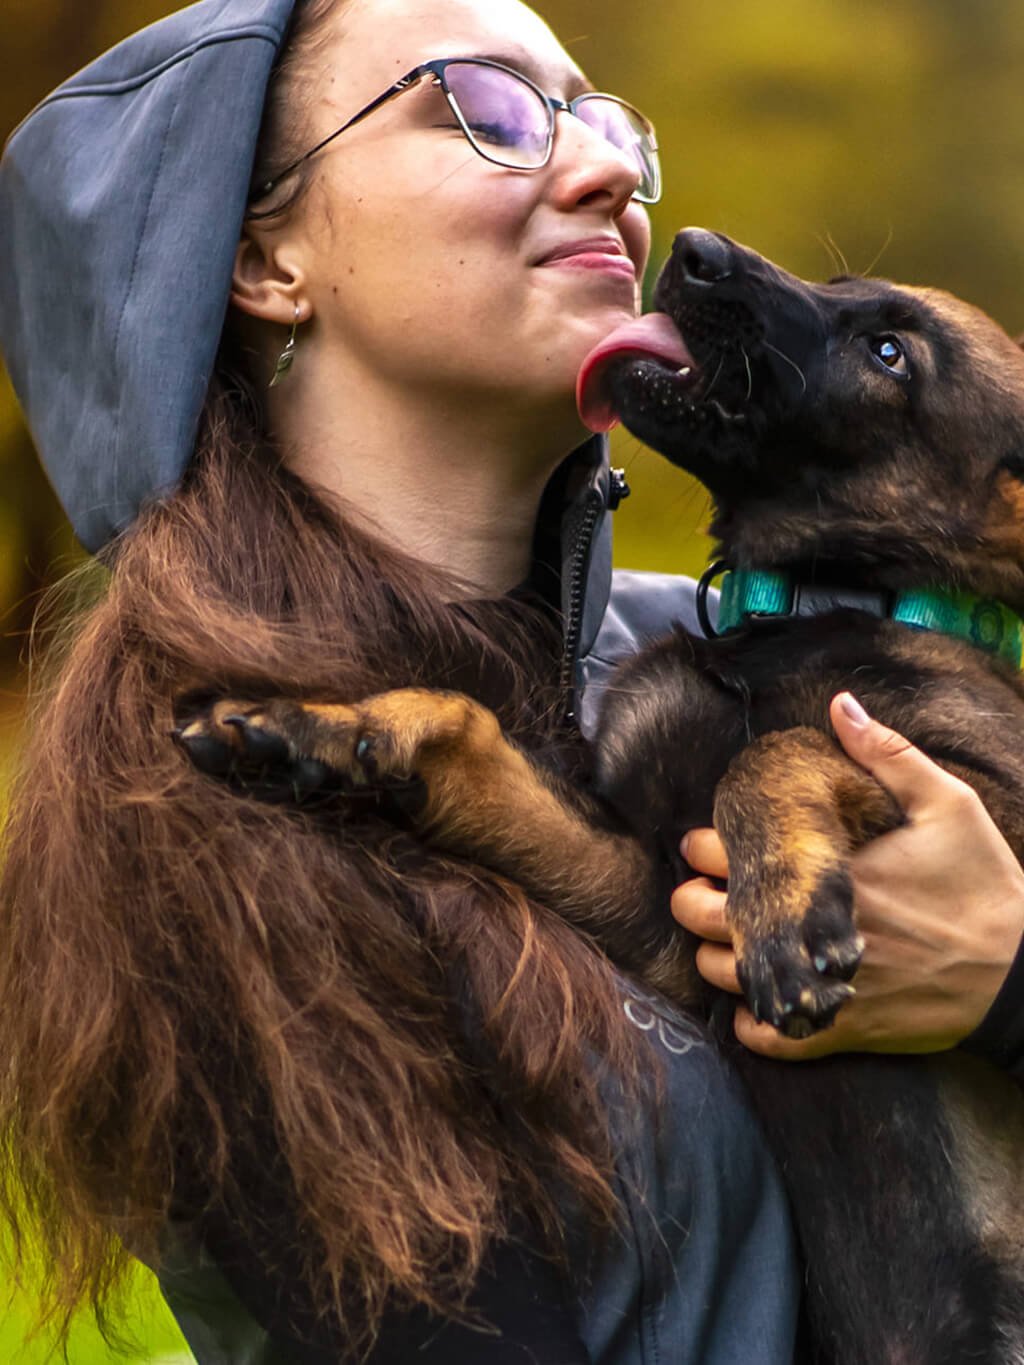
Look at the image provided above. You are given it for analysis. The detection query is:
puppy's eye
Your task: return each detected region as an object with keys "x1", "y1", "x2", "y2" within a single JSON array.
[{"x1": 869, "y1": 335, "x2": 909, "y2": 377}]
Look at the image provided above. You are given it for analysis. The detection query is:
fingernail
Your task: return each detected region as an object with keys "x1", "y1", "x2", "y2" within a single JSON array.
[
  {"x1": 680, "y1": 832, "x2": 691, "y2": 857},
  {"x1": 837, "y1": 692, "x2": 870, "y2": 728}
]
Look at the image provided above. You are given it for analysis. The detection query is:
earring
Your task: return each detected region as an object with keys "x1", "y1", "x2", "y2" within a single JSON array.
[{"x1": 269, "y1": 304, "x2": 302, "y2": 388}]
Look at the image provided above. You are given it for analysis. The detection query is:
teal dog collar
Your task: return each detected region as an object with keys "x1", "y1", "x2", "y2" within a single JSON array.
[{"x1": 705, "y1": 564, "x2": 1024, "y2": 670}]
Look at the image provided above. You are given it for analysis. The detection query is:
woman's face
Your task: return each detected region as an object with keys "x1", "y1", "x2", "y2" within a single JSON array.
[{"x1": 273, "y1": 0, "x2": 652, "y2": 431}]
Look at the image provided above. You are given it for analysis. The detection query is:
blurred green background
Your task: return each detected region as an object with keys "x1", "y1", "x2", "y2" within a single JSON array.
[{"x1": 2, "y1": 0, "x2": 1024, "y2": 1358}]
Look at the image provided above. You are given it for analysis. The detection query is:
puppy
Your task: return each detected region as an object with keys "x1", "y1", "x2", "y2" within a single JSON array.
[{"x1": 181, "y1": 234, "x2": 1024, "y2": 1363}]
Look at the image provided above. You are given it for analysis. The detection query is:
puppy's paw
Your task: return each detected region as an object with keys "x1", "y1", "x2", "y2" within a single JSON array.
[
  {"x1": 173, "y1": 689, "x2": 503, "y2": 807},
  {"x1": 732, "y1": 867, "x2": 864, "y2": 1038},
  {"x1": 172, "y1": 698, "x2": 337, "y2": 799}
]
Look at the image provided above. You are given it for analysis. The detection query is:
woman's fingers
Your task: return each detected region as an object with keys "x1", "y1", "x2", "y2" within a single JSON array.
[
  {"x1": 671, "y1": 860, "x2": 741, "y2": 990},
  {"x1": 830, "y1": 691, "x2": 971, "y2": 818},
  {"x1": 681, "y1": 827, "x2": 729, "y2": 879},
  {"x1": 672, "y1": 697, "x2": 1024, "y2": 1058},
  {"x1": 670, "y1": 874, "x2": 732, "y2": 942},
  {"x1": 674, "y1": 832, "x2": 737, "y2": 986},
  {"x1": 733, "y1": 1005, "x2": 848, "y2": 1059},
  {"x1": 694, "y1": 940, "x2": 743, "y2": 994}
]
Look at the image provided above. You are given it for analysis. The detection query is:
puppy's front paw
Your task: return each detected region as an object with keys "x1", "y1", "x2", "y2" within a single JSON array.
[
  {"x1": 732, "y1": 867, "x2": 864, "y2": 1039},
  {"x1": 172, "y1": 698, "x2": 337, "y2": 799},
  {"x1": 172, "y1": 689, "x2": 501, "y2": 811}
]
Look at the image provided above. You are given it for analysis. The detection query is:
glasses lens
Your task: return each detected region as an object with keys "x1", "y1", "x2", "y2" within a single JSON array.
[
  {"x1": 575, "y1": 96, "x2": 661, "y2": 203},
  {"x1": 443, "y1": 62, "x2": 552, "y2": 168}
]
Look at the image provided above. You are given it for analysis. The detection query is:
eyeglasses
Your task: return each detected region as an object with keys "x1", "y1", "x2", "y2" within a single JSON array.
[{"x1": 252, "y1": 57, "x2": 661, "y2": 205}]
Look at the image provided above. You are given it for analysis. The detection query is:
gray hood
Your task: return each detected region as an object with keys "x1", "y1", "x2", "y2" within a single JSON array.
[{"x1": 0, "y1": 0, "x2": 297, "y2": 553}]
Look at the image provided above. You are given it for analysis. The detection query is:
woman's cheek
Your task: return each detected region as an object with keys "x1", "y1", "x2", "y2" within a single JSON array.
[{"x1": 623, "y1": 204, "x2": 652, "y2": 285}]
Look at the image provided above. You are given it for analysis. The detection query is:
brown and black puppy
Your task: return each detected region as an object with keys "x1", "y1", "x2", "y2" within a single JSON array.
[
  {"x1": 180, "y1": 237, "x2": 1024, "y2": 1364},
  {"x1": 582, "y1": 230, "x2": 1024, "y2": 1363}
]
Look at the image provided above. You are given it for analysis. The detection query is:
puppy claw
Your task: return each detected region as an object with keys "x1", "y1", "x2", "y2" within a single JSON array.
[
  {"x1": 812, "y1": 934, "x2": 864, "y2": 982},
  {"x1": 734, "y1": 864, "x2": 861, "y2": 1035},
  {"x1": 173, "y1": 698, "x2": 318, "y2": 796},
  {"x1": 290, "y1": 758, "x2": 333, "y2": 795},
  {"x1": 354, "y1": 733, "x2": 383, "y2": 780},
  {"x1": 779, "y1": 982, "x2": 854, "y2": 1038},
  {"x1": 171, "y1": 723, "x2": 235, "y2": 776},
  {"x1": 222, "y1": 713, "x2": 295, "y2": 767}
]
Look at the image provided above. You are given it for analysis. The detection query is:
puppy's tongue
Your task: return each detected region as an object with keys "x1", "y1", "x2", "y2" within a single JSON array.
[{"x1": 577, "y1": 313, "x2": 694, "y2": 432}]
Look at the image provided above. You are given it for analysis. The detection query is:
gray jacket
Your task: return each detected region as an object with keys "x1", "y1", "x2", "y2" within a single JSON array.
[{"x1": 1, "y1": 5, "x2": 799, "y2": 1350}]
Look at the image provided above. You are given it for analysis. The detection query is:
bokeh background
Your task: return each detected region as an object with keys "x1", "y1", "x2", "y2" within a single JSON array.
[{"x1": 2, "y1": 0, "x2": 1024, "y2": 1359}]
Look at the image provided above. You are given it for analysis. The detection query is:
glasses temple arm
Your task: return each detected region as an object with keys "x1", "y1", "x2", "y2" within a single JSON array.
[{"x1": 253, "y1": 68, "x2": 428, "y2": 201}]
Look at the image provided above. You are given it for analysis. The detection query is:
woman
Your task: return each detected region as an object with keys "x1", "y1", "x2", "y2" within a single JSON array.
[{"x1": 0, "y1": 1, "x2": 1020, "y2": 1362}]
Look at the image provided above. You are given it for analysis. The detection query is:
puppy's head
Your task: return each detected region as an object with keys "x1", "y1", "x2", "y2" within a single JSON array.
[{"x1": 580, "y1": 230, "x2": 1024, "y2": 606}]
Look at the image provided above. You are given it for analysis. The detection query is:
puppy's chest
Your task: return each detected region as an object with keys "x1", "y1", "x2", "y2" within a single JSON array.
[{"x1": 600, "y1": 612, "x2": 1024, "y2": 834}]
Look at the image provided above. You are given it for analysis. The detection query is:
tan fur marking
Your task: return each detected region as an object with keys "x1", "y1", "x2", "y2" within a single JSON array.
[
  {"x1": 193, "y1": 690, "x2": 695, "y2": 1000},
  {"x1": 715, "y1": 727, "x2": 898, "y2": 939},
  {"x1": 713, "y1": 728, "x2": 900, "y2": 1028},
  {"x1": 984, "y1": 469, "x2": 1024, "y2": 566}
]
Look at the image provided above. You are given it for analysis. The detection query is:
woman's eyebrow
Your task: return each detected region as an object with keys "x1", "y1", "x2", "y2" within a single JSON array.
[{"x1": 471, "y1": 50, "x2": 595, "y2": 97}]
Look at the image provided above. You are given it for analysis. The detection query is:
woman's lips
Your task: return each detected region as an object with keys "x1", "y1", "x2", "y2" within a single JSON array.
[
  {"x1": 540, "y1": 252, "x2": 637, "y2": 277},
  {"x1": 576, "y1": 313, "x2": 695, "y2": 433},
  {"x1": 535, "y1": 237, "x2": 636, "y2": 278}
]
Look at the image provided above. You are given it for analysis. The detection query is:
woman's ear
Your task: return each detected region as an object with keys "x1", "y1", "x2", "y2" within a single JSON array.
[{"x1": 229, "y1": 227, "x2": 309, "y2": 325}]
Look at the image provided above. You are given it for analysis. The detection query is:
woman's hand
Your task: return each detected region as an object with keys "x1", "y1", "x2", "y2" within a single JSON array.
[{"x1": 671, "y1": 693, "x2": 1024, "y2": 1059}]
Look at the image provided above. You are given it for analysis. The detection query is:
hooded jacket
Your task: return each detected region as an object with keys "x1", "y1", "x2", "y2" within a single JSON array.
[{"x1": 0, "y1": 5, "x2": 802, "y2": 1359}]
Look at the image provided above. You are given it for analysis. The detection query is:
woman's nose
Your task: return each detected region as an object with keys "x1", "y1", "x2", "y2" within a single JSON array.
[{"x1": 548, "y1": 110, "x2": 641, "y2": 213}]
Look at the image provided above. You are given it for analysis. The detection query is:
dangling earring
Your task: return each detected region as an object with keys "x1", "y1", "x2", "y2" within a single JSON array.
[{"x1": 269, "y1": 304, "x2": 302, "y2": 388}]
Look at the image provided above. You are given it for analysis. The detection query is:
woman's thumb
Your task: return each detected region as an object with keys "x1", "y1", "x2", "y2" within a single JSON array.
[{"x1": 830, "y1": 691, "x2": 954, "y2": 815}]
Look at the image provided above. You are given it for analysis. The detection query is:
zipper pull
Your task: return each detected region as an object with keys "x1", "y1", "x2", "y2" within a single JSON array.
[{"x1": 608, "y1": 467, "x2": 631, "y2": 510}]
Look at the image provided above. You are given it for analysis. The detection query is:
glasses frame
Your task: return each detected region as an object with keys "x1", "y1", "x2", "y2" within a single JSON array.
[{"x1": 251, "y1": 57, "x2": 661, "y2": 205}]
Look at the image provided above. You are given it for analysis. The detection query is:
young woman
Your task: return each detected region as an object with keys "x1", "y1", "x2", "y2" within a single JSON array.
[{"x1": 0, "y1": 0, "x2": 1020, "y2": 1361}]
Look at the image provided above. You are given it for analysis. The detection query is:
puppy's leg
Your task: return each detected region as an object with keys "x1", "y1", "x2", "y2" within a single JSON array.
[
  {"x1": 177, "y1": 690, "x2": 692, "y2": 995},
  {"x1": 714, "y1": 725, "x2": 902, "y2": 1037}
]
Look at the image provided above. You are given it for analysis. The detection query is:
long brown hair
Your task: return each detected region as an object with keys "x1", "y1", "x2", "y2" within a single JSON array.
[{"x1": 0, "y1": 3, "x2": 647, "y2": 1350}]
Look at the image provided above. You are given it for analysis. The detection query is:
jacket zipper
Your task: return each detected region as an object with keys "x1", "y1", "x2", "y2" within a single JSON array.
[
  {"x1": 559, "y1": 468, "x2": 629, "y2": 726},
  {"x1": 559, "y1": 492, "x2": 603, "y2": 725}
]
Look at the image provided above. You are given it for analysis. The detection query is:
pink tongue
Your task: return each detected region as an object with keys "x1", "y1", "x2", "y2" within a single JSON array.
[{"x1": 576, "y1": 313, "x2": 694, "y2": 433}]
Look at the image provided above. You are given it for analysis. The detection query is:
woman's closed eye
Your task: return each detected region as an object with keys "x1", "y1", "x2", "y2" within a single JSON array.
[
  {"x1": 465, "y1": 119, "x2": 516, "y2": 146},
  {"x1": 433, "y1": 117, "x2": 520, "y2": 150}
]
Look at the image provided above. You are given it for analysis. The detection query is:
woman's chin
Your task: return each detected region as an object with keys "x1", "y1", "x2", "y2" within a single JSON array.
[{"x1": 577, "y1": 302, "x2": 643, "y2": 354}]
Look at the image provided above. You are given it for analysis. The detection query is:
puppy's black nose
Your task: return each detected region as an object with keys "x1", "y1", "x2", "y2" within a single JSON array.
[{"x1": 674, "y1": 228, "x2": 734, "y2": 284}]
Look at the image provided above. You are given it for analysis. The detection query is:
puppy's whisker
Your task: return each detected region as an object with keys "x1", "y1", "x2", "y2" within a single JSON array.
[
  {"x1": 862, "y1": 225, "x2": 895, "y2": 279},
  {"x1": 825, "y1": 231, "x2": 851, "y2": 278},
  {"x1": 741, "y1": 346, "x2": 753, "y2": 402},
  {"x1": 762, "y1": 340, "x2": 807, "y2": 396},
  {"x1": 705, "y1": 352, "x2": 726, "y2": 398},
  {"x1": 816, "y1": 232, "x2": 848, "y2": 279}
]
